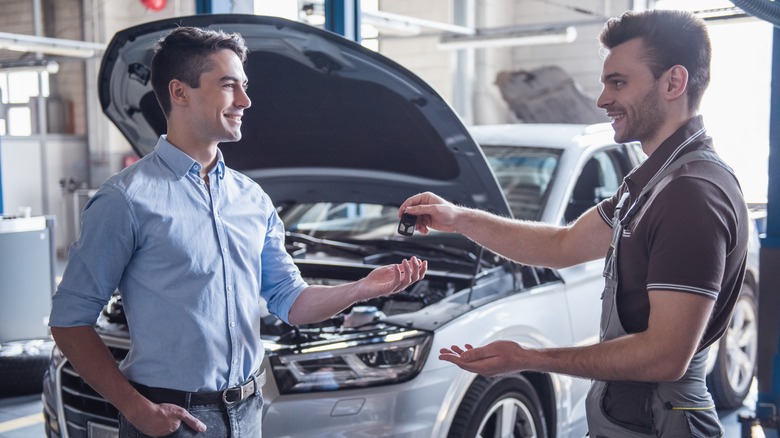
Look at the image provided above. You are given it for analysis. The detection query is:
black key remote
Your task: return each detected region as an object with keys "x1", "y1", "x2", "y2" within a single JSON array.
[{"x1": 397, "y1": 213, "x2": 417, "y2": 236}]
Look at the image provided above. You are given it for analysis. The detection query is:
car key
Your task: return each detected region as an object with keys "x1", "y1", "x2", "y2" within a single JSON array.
[{"x1": 397, "y1": 213, "x2": 417, "y2": 236}]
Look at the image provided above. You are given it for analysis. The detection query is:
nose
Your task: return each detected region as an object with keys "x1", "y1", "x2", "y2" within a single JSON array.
[
  {"x1": 237, "y1": 87, "x2": 251, "y2": 109},
  {"x1": 596, "y1": 86, "x2": 610, "y2": 109}
]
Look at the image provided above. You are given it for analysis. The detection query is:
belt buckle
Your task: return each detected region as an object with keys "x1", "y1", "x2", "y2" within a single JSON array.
[{"x1": 221, "y1": 385, "x2": 244, "y2": 407}]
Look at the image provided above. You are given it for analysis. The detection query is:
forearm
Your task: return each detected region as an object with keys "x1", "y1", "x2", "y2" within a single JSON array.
[
  {"x1": 287, "y1": 283, "x2": 363, "y2": 325},
  {"x1": 51, "y1": 326, "x2": 152, "y2": 418},
  {"x1": 288, "y1": 257, "x2": 425, "y2": 325},
  {"x1": 529, "y1": 332, "x2": 687, "y2": 382},
  {"x1": 454, "y1": 208, "x2": 607, "y2": 269}
]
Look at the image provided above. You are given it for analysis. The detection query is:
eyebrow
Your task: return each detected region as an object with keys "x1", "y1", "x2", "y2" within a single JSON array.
[
  {"x1": 219, "y1": 75, "x2": 249, "y2": 85},
  {"x1": 602, "y1": 72, "x2": 626, "y2": 83}
]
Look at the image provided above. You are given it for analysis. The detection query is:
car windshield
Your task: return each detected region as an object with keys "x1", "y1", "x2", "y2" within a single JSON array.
[
  {"x1": 282, "y1": 203, "x2": 400, "y2": 240},
  {"x1": 481, "y1": 145, "x2": 562, "y2": 220},
  {"x1": 280, "y1": 145, "x2": 562, "y2": 239}
]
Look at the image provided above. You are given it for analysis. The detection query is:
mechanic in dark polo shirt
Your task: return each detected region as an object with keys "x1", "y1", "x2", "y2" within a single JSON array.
[{"x1": 400, "y1": 9, "x2": 748, "y2": 437}]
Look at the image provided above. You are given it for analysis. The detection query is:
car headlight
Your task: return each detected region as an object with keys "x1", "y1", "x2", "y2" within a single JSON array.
[{"x1": 269, "y1": 329, "x2": 432, "y2": 393}]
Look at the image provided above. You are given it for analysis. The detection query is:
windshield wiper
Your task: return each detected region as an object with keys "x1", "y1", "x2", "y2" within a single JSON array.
[
  {"x1": 286, "y1": 231, "x2": 372, "y2": 257},
  {"x1": 355, "y1": 237, "x2": 491, "y2": 269},
  {"x1": 287, "y1": 232, "x2": 492, "y2": 270}
]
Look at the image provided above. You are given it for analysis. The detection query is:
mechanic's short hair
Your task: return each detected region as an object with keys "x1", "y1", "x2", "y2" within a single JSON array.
[
  {"x1": 599, "y1": 9, "x2": 711, "y2": 112},
  {"x1": 151, "y1": 26, "x2": 248, "y2": 117}
]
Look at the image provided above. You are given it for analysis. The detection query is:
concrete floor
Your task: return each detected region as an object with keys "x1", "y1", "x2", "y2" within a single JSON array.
[{"x1": 0, "y1": 381, "x2": 765, "y2": 437}]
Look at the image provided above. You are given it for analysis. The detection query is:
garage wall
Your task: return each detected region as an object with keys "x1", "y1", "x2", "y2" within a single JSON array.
[
  {"x1": 1, "y1": 135, "x2": 88, "y2": 253},
  {"x1": 378, "y1": 0, "x2": 457, "y2": 105},
  {"x1": 85, "y1": 0, "x2": 196, "y2": 188},
  {"x1": 0, "y1": 0, "x2": 88, "y2": 135},
  {"x1": 507, "y1": 0, "x2": 633, "y2": 100},
  {"x1": 379, "y1": 0, "x2": 634, "y2": 126},
  {"x1": 0, "y1": 0, "x2": 195, "y2": 254},
  {"x1": 47, "y1": 0, "x2": 89, "y2": 136}
]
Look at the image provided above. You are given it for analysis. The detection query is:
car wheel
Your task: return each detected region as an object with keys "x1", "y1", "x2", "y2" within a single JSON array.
[
  {"x1": 0, "y1": 339, "x2": 54, "y2": 397},
  {"x1": 707, "y1": 283, "x2": 758, "y2": 409},
  {"x1": 448, "y1": 375, "x2": 548, "y2": 438}
]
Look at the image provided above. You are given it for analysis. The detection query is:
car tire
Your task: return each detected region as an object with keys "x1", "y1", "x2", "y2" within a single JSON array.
[
  {"x1": 0, "y1": 339, "x2": 54, "y2": 397},
  {"x1": 448, "y1": 374, "x2": 548, "y2": 438},
  {"x1": 707, "y1": 283, "x2": 758, "y2": 410}
]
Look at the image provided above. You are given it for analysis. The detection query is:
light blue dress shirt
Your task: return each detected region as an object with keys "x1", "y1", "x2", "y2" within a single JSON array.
[{"x1": 50, "y1": 136, "x2": 306, "y2": 392}]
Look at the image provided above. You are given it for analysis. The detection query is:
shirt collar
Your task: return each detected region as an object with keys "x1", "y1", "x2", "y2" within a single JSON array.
[
  {"x1": 624, "y1": 115, "x2": 708, "y2": 196},
  {"x1": 154, "y1": 135, "x2": 226, "y2": 180},
  {"x1": 214, "y1": 151, "x2": 226, "y2": 180}
]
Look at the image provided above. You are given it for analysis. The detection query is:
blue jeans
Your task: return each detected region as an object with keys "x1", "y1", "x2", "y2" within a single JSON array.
[{"x1": 119, "y1": 394, "x2": 263, "y2": 437}]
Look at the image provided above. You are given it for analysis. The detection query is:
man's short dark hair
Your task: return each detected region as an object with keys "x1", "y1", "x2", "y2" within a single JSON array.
[
  {"x1": 599, "y1": 9, "x2": 711, "y2": 112},
  {"x1": 151, "y1": 26, "x2": 249, "y2": 117}
]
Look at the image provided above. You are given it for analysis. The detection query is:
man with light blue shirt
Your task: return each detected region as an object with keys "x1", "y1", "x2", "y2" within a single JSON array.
[{"x1": 49, "y1": 26, "x2": 427, "y2": 437}]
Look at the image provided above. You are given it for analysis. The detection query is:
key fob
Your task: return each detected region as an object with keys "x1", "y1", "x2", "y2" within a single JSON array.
[{"x1": 397, "y1": 213, "x2": 417, "y2": 236}]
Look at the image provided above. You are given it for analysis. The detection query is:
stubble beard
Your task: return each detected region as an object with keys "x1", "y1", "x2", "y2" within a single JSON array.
[{"x1": 615, "y1": 86, "x2": 665, "y2": 145}]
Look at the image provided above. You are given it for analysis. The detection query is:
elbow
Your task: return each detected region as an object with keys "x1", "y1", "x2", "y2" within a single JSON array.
[
  {"x1": 50, "y1": 326, "x2": 68, "y2": 343},
  {"x1": 655, "y1": 367, "x2": 687, "y2": 383},
  {"x1": 286, "y1": 304, "x2": 317, "y2": 326},
  {"x1": 650, "y1": 355, "x2": 690, "y2": 382},
  {"x1": 286, "y1": 307, "x2": 302, "y2": 326}
]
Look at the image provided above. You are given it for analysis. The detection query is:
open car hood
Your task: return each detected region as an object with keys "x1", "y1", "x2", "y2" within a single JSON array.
[{"x1": 98, "y1": 14, "x2": 511, "y2": 215}]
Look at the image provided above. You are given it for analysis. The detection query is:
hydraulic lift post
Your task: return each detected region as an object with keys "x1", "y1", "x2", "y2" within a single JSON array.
[
  {"x1": 741, "y1": 23, "x2": 780, "y2": 438},
  {"x1": 324, "y1": 0, "x2": 361, "y2": 43}
]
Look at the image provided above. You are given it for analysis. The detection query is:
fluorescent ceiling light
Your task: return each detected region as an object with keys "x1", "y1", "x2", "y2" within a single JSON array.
[
  {"x1": 0, "y1": 31, "x2": 105, "y2": 59},
  {"x1": 300, "y1": 2, "x2": 475, "y2": 36},
  {"x1": 0, "y1": 59, "x2": 59, "y2": 74},
  {"x1": 438, "y1": 26, "x2": 577, "y2": 50},
  {"x1": 362, "y1": 10, "x2": 475, "y2": 36}
]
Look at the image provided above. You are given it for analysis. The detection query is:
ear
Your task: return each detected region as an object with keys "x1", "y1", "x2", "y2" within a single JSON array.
[
  {"x1": 664, "y1": 65, "x2": 688, "y2": 100},
  {"x1": 168, "y1": 79, "x2": 188, "y2": 107}
]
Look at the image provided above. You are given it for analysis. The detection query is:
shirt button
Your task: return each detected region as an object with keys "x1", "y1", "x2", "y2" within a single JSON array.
[
  {"x1": 223, "y1": 247, "x2": 228, "y2": 253},
  {"x1": 230, "y1": 321, "x2": 236, "y2": 327},
  {"x1": 199, "y1": 180, "x2": 204, "y2": 185},
  {"x1": 233, "y1": 359, "x2": 238, "y2": 365}
]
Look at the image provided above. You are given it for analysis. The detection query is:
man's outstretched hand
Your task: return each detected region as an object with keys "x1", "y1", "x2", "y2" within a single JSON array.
[{"x1": 439, "y1": 341, "x2": 530, "y2": 377}]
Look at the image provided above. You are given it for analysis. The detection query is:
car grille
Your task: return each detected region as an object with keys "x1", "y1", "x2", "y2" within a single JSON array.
[{"x1": 57, "y1": 345, "x2": 127, "y2": 437}]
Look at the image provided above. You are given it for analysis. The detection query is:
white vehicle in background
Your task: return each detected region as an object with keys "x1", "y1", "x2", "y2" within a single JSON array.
[{"x1": 41, "y1": 14, "x2": 758, "y2": 438}]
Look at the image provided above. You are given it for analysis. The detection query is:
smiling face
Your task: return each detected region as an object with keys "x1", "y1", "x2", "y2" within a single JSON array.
[
  {"x1": 597, "y1": 38, "x2": 666, "y2": 146},
  {"x1": 183, "y1": 49, "x2": 251, "y2": 148}
]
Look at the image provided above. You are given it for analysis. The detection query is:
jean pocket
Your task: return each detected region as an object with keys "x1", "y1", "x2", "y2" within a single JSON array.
[
  {"x1": 600, "y1": 381, "x2": 657, "y2": 434},
  {"x1": 683, "y1": 408, "x2": 723, "y2": 438}
]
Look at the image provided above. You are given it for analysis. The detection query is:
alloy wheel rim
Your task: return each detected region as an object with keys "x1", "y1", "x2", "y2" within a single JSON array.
[
  {"x1": 725, "y1": 297, "x2": 758, "y2": 394},
  {"x1": 476, "y1": 397, "x2": 538, "y2": 438}
]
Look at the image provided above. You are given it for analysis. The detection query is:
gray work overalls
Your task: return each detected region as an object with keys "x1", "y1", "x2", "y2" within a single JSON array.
[{"x1": 585, "y1": 135, "x2": 733, "y2": 437}]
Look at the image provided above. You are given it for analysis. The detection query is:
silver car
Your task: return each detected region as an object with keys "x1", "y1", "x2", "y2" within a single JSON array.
[{"x1": 41, "y1": 14, "x2": 758, "y2": 438}]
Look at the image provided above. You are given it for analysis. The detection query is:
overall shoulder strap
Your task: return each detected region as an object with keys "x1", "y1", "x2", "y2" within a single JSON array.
[
  {"x1": 620, "y1": 150, "x2": 735, "y2": 228},
  {"x1": 641, "y1": 150, "x2": 733, "y2": 198}
]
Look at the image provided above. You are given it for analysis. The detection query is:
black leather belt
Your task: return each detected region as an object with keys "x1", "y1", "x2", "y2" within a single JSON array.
[{"x1": 132, "y1": 371, "x2": 266, "y2": 408}]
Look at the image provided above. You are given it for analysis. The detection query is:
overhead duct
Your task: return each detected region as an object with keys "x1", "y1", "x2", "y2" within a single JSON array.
[
  {"x1": 729, "y1": 0, "x2": 780, "y2": 26},
  {"x1": 0, "y1": 31, "x2": 105, "y2": 59}
]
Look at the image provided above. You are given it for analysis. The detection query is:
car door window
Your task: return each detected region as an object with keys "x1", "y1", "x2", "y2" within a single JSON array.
[
  {"x1": 482, "y1": 145, "x2": 562, "y2": 221},
  {"x1": 564, "y1": 150, "x2": 624, "y2": 223}
]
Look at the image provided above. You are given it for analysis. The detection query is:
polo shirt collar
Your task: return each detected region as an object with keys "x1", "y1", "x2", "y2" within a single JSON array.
[
  {"x1": 154, "y1": 135, "x2": 226, "y2": 180},
  {"x1": 624, "y1": 115, "x2": 707, "y2": 196}
]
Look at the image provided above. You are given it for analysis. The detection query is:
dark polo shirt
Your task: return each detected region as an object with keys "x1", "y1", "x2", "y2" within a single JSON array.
[{"x1": 596, "y1": 116, "x2": 749, "y2": 350}]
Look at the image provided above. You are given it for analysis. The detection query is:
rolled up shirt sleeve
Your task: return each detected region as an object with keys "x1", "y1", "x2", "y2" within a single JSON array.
[
  {"x1": 259, "y1": 205, "x2": 306, "y2": 324},
  {"x1": 50, "y1": 184, "x2": 136, "y2": 327}
]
